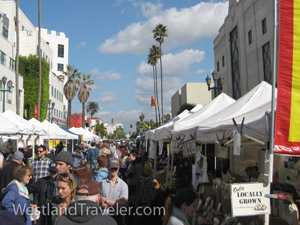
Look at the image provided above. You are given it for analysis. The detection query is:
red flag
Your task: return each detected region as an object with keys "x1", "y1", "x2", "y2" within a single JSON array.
[
  {"x1": 34, "y1": 104, "x2": 38, "y2": 118},
  {"x1": 275, "y1": 0, "x2": 300, "y2": 155},
  {"x1": 151, "y1": 96, "x2": 158, "y2": 107}
]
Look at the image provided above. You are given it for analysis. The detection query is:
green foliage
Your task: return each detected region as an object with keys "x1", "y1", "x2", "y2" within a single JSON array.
[
  {"x1": 95, "y1": 123, "x2": 107, "y2": 138},
  {"x1": 114, "y1": 127, "x2": 126, "y2": 139},
  {"x1": 19, "y1": 55, "x2": 49, "y2": 121}
]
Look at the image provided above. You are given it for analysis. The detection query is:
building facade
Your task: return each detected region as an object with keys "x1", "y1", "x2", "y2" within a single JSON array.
[
  {"x1": 213, "y1": 0, "x2": 274, "y2": 99},
  {"x1": 0, "y1": 1, "x2": 24, "y2": 114},
  {"x1": 41, "y1": 28, "x2": 69, "y2": 126},
  {"x1": 0, "y1": 0, "x2": 69, "y2": 125},
  {"x1": 171, "y1": 82, "x2": 211, "y2": 117}
]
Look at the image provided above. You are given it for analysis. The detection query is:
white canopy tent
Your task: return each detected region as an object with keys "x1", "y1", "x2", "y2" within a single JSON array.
[
  {"x1": 153, "y1": 109, "x2": 197, "y2": 141},
  {"x1": 0, "y1": 114, "x2": 31, "y2": 135},
  {"x1": 1, "y1": 110, "x2": 45, "y2": 136},
  {"x1": 70, "y1": 127, "x2": 99, "y2": 142},
  {"x1": 172, "y1": 93, "x2": 236, "y2": 132},
  {"x1": 172, "y1": 81, "x2": 274, "y2": 143}
]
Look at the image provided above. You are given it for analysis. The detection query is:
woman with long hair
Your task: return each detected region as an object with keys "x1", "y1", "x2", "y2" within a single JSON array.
[
  {"x1": 163, "y1": 188, "x2": 198, "y2": 225},
  {"x1": 43, "y1": 172, "x2": 77, "y2": 225},
  {"x1": 1, "y1": 165, "x2": 35, "y2": 225}
]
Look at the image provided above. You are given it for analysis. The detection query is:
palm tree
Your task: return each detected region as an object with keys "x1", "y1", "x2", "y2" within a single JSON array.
[
  {"x1": 77, "y1": 73, "x2": 94, "y2": 128},
  {"x1": 86, "y1": 101, "x2": 99, "y2": 119},
  {"x1": 153, "y1": 23, "x2": 168, "y2": 123},
  {"x1": 139, "y1": 113, "x2": 145, "y2": 122},
  {"x1": 37, "y1": 0, "x2": 42, "y2": 120},
  {"x1": 148, "y1": 45, "x2": 161, "y2": 124},
  {"x1": 63, "y1": 65, "x2": 81, "y2": 128}
]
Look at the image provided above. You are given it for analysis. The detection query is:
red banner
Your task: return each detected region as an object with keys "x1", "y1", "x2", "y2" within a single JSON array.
[
  {"x1": 151, "y1": 96, "x2": 158, "y2": 107},
  {"x1": 275, "y1": 0, "x2": 300, "y2": 154}
]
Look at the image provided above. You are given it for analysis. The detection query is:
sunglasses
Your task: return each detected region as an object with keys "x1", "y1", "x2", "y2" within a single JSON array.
[
  {"x1": 57, "y1": 173, "x2": 73, "y2": 185},
  {"x1": 37, "y1": 150, "x2": 45, "y2": 153}
]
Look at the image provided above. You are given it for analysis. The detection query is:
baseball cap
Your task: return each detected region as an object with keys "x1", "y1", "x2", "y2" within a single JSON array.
[
  {"x1": 108, "y1": 157, "x2": 119, "y2": 169},
  {"x1": 77, "y1": 179, "x2": 100, "y2": 196},
  {"x1": 55, "y1": 151, "x2": 73, "y2": 165},
  {"x1": 75, "y1": 145, "x2": 83, "y2": 150},
  {"x1": 48, "y1": 162, "x2": 57, "y2": 173},
  {"x1": 13, "y1": 151, "x2": 24, "y2": 160}
]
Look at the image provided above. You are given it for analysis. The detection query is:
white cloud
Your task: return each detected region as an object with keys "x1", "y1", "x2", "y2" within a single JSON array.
[
  {"x1": 90, "y1": 68, "x2": 122, "y2": 81},
  {"x1": 196, "y1": 69, "x2": 206, "y2": 74},
  {"x1": 136, "y1": 49, "x2": 205, "y2": 77},
  {"x1": 98, "y1": 2, "x2": 228, "y2": 54},
  {"x1": 98, "y1": 92, "x2": 117, "y2": 104},
  {"x1": 75, "y1": 41, "x2": 86, "y2": 49},
  {"x1": 134, "y1": 76, "x2": 182, "y2": 113}
]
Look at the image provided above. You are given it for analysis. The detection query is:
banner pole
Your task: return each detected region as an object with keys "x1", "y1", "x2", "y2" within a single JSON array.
[{"x1": 264, "y1": 0, "x2": 278, "y2": 224}]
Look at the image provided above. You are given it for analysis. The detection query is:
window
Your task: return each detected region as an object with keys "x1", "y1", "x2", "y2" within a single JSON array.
[
  {"x1": 51, "y1": 86, "x2": 54, "y2": 96},
  {"x1": 248, "y1": 30, "x2": 252, "y2": 44},
  {"x1": 230, "y1": 26, "x2": 241, "y2": 99},
  {"x1": 9, "y1": 57, "x2": 15, "y2": 71},
  {"x1": 57, "y1": 63, "x2": 64, "y2": 71},
  {"x1": 57, "y1": 90, "x2": 59, "y2": 99},
  {"x1": 222, "y1": 56, "x2": 225, "y2": 67},
  {"x1": 8, "y1": 86, "x2": 13, "y2": 104},
  {"x1": 2, "y1": 14, "x2": 9, "y2": 39},
  {"x1": 54, "y1": 88, "x2": 56, "y2": 98},
  {"x1": 22, "y1": 25, "x2": 24, "y2": 31},
  {"x1": 58, "y1": 44, "x2": 64, "y2": 58},
  {"x1": 46, "y1": 42, "x2": 49, "y2": 45},
  {"x1": 262, "y1": 42, "x2": 272, "y2": 84},
  {"x1": 262, "y1": 18, "x2": 267, "y2": 34},
  {"x1": 1, "y1": 51, "x2": 6, "y2": 66},
  {"x1": 217, "y1": 62, "x2": 220, "y2": 71}
]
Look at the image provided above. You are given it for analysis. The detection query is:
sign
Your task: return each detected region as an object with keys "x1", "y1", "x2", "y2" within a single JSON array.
[
  {"x1": 275, "y1": 0, "x2": 300, "y2": 154},
  {"x1": 230, "y1": 183, "x2": 270, "y2": 217}
]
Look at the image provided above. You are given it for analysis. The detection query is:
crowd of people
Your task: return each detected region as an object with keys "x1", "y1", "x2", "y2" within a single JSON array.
[{"x1": 0, "y1": 140, "x2": 199, "y2": 225}]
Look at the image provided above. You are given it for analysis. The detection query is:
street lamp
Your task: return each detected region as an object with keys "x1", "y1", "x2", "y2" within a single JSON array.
[
  {"x1": 45, "y1": 99, "x2": 55, "y2": 122},
  {"x1": 205, "y1": 71, "x2": 224, "y2": 97},
  {"x1": 0, "y1": 76, "x2": 13, "y2": 112}
]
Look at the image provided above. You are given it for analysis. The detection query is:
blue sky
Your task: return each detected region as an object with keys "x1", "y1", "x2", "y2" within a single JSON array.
[{"x1": 19, "y1": 0, "x2": 229, "y2": 132}]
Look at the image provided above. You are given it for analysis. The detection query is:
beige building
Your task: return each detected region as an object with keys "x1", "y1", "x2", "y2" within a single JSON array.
[
  {"x1": 171, "y1": 82, "x2": 211, "y2": 117},
  {"x1": 213, "y1": 0, "x2": 274, "y2": 99}
]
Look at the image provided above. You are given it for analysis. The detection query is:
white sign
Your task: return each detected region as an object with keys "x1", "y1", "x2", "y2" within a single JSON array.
[{"x1": 231, "y1": 183, "x2": 270, "y2": 217}]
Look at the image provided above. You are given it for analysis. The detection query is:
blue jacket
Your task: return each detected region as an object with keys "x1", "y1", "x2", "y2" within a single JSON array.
[
  {"x1": 72, "y1": 152, "x2": 84, "y2": 168},
  {"x1": 87, "y1": 147, "x2": 99, "y2": 161},
  {"x1": 2, "y1": 180, "x2": 32, "y2": 225},
  {"x1": 93, "y1": 168, "x2": 109, "y2": 181}
]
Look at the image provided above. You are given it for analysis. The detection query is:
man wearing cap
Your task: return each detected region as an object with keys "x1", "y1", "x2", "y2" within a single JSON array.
[
  {"x1": 55, "y1": 151, "x2": 73, "y2": 174},
  {"x1": 55, "y1": 179, "x2": 117, "y2": 225},
  {"x1": 28, "y1": 162, "x2": 58, "y2": 209},
  {"x1": 72, "y1": 145, "x2": 84, "y2": 169},
  {"x1": 99, "y1": 157, "x2": 128, "y2": 225},
  {"x1": 0, "y1": 151, "x2": 24, "y2": 199},
  {"x1": 31, "y1": 145, "x2": 53, "y2": 182},
  {"x1": 243, "y1": 159, "x2": 264, "y2": 182}
]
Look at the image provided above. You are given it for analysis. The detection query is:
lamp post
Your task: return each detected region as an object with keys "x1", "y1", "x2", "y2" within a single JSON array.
[
  {"x1": 45, "y1": 99, "x2": 55, "y2": 122},
  {"x1": 205, "y1": 71, "x2": 224, "y2": 97},
  {"x1": 0, "y1": 76, "x2": 13, "y2": 112}
]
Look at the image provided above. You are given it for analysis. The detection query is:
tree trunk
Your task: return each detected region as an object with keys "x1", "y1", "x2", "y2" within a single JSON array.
[
  {"x1": 37, "y1": 0, "x2": 42, "y2": 121},
  {"x1": 67, "y1": 99, "x2": 72, "y2": 129},
  {"x1": 155, "y1": 65, "x2": 161, "y2": 124},
  {"x1": 159, "y1": 43, "x2": 163, "y2": 124},
  {"x1": 82, "y1": 102, "x2": 85, "y2": 128},
  {"x1": 15, "y1": 0, "x2": 20, "y2": 115},
  {"x1": 152, "y1": 66, "x2": 158, "y2": 124}
]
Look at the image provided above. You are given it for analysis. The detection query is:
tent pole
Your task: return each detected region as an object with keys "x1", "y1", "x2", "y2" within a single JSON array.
[
  {"x1": 154, "y1": 141, "x2": 157, "y2": 178},
  {"x1": 170, "y1": 145, "x2": 174, "y2": 190},
  {"x1": 264, "y1": 1, "x2": 278, "y2": 224},
  {"x1": 165, "y1": 142, "x2": 170, "y2": 188}
]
